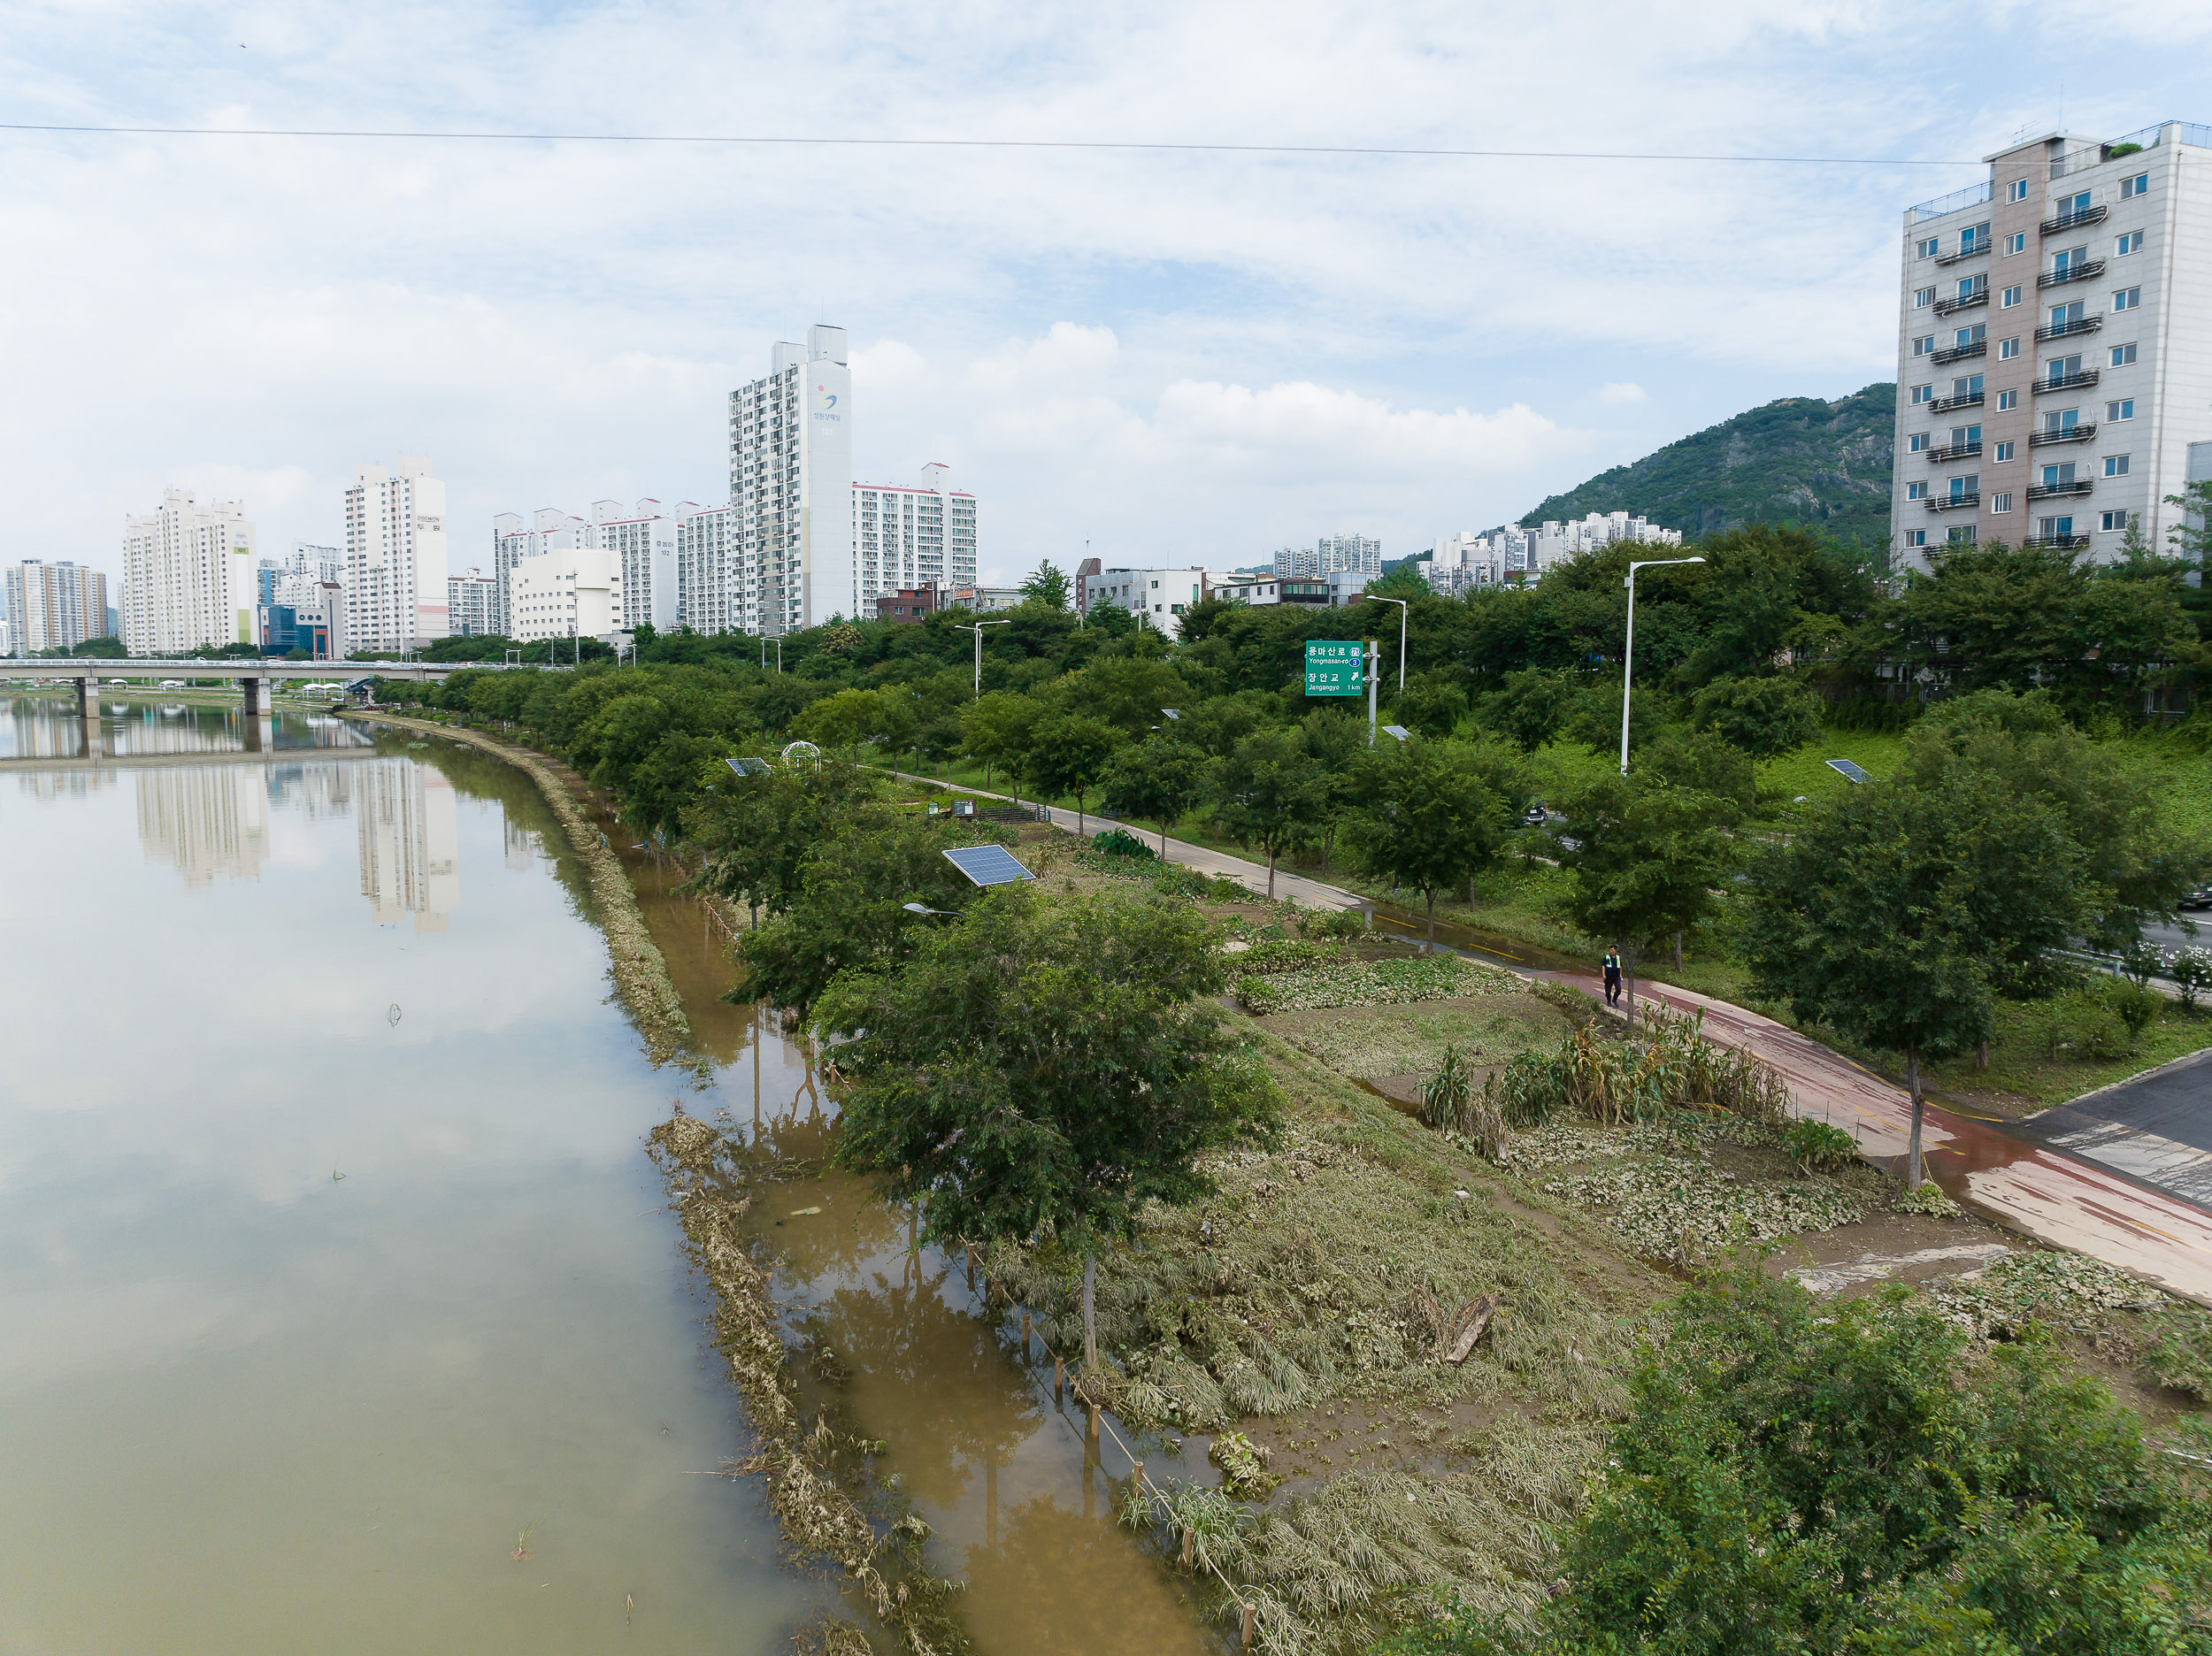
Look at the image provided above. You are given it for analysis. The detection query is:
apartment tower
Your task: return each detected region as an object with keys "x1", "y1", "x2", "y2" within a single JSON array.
[
  {"x1": 1893, "y1": 121, "x2": 2212, "y2": 564},
  {"x1": 346, "y1": 456, "x2": 449, "y2": 654},
  {"x1": 5, "y1": 560, "x2": 109, "y2": 654},
  {"x1": 727, "y1": 325, "x2": 854, "y2": 634},
  {"x1": 121, "y1": 488, "x2": 256, "y2": 655}
]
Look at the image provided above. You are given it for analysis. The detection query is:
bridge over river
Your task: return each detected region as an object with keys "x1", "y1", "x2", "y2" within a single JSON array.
[{"x1": 3, "y1": 657, "x2": 544, "y2": 720}]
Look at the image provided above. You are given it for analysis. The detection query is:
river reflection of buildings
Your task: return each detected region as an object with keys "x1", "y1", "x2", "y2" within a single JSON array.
[
  {"x1": 357, "y1": 760, "x2": 459, "y2": 931},
  {"x1": 136, "y1": 768, "x2": 269, "y2": 886}
]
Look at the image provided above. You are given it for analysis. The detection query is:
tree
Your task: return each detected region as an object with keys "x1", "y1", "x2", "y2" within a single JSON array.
[
  {"x1": 1740, "y1": 776, "x2": 2054, "y2": 1187},
  {"x1": 958, "y1": 691, "x2": 1043, "y2": 798},
  {"x1": 738, "y1": 813, "x2": 983, "y2": 1013},
  {"x1": 820, "y1": 890, "x2": 1281, "y2": 1369},
  {"x1": 1343, "y1": 740, "x2": 1512, "y2": 942},
  {"x1": 1018, "y1": 560, "x2": 1071, "y2": 610},
  {"x1": 1203, "y1": 728, "x2": 1327, "y2": 899},
  {"x1": 1100, "y1": 734, "x2": 1209, "y2": 855},
  {"x1": 1553, "y1": 774, "x2": 1733, "y2": 1023},
  {"x1": 1691, "y1": 675, "x2": 1824, "y2": 758},
  {"x1": 687, "y1": 759, "x2": 878, "y2": 928},
  {"x1": 1025, "y1": 713, "x2": 1121, "y2": 833}
]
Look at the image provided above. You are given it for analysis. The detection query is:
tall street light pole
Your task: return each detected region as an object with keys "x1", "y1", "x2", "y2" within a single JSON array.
[
  {"x1": 1372, "y1": 596, "x2": 1410, "y2": 694},
  {"x1": 1619, "y1": 556, "x2": 1705, "y2": 774},
  {"x1": 956, "y1": 618, "x2": 1011, "y2": 698}
]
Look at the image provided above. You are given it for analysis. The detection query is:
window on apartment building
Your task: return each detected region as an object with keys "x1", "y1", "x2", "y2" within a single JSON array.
[
  {"x1": 2111, "y1": 342, "x2": 2138, "y2": 366},
  {"x1": 1993, "y1": 440, "x2": 2015, "y2": 462},
  {"x1": 1909, "y1": 433, "x2": 1931, "y2": 453},
  {"x1": 2105, "y1": 455, "x2": 2131, "y2": 478},
  {"x1": 1910, "y1": 383, "x2": 1933, "y2": 404},
  {"x1": 2122, "y1": 172, "x2": 2150, "y2": 199},
  {"x1": 1999, "y1": 337, "x2": 2021, "y2": 359},
  {"x1": 1998, "y1": 389, "x2": 2019, "y2": 410},
  {"x1": 2005, "y1": 232, "x2": 2027, "y2": 256},
  {"x1": 1907, "y1": 481, "x2": 1929, "y2": 500},
  {"x1": 2008, "y1": 179, "x2": 2030, "y2": 202},
  {"x1": 1962, "y1": 223, "x2": 1990, "y2": 252},
  {"x1": 2116, "y1": 231, "x2": 2144, "y2": 257},
  {"x1": 1991, "y1": 493, "x2": 2012, "y2": 512},
  {"x1": 2108, "y1": 398, "x2": 2135, "y2": 421},
  {"x1": 1914, "y1": 286, "x2": 1936, "y2": 309},
  {"x1": 2115, "y1": 287, "x2": 2142, "y2": 311},
  {"x1": 1912, "y1": 334, "x2": 1936, "y2": 356},
  {"x1": 2001, "y1": 284, "x2": 2022, "y2": 307},
  {"x1": 1904, "y1": 529, "x2": 1929, "y2": 548},
  {"x1": 1916, "y1": 236, "x2": 1940, "y2": 259},
  {"x1": 1948, "y1": 525, "x2": 1978, "y2": 545}
]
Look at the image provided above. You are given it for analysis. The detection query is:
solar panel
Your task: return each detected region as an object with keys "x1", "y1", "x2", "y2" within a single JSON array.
[
  {"x1": 726, "y1": 756, "x2": 772, "y2": 777},
  {"x1": 942, "y1": 845, "x2": 1035, "y2": 887},
  {"x1": 1381, "y1": 724, "x2": 1411, "y2": 741},
  {"x1": 1826, "y1": 758, "x2": 1872, "y2": 785}
]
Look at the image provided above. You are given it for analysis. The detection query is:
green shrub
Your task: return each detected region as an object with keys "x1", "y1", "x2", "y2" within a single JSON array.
[
  {"x1": 1786, "y1": 1116, "x2": 1860, "y2": 1175},
  {"x1": 1302, "y1": 905, "x2": 1370, "y2": 941},
  {"x1": 1233, "y1": 938, "x2": 1348, "y2": 976},
  {"x1": 1090, "y1": 827, "x2": 1156, "y2": 860},
  {"x1": 2111, "y1": 979, "x2": 2162, "y2": 1041},
  {"x1": 2144, "y1": 1306, "x2": 2212, "y2": 1402}
]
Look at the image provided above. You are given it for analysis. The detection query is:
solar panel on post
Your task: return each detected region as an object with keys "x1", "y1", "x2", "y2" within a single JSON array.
[
  {"x1": 1825, "y1": 759, "x2": 1872, "y2": 785},
  {"x1": 942, "y1": 845, "x2": 1035, "y2": 887}
]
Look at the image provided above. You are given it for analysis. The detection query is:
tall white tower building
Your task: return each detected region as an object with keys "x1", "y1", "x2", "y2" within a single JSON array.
[
  {"x1": 345, "y1": 456, "x2": 449, "y2": 654},
  {"x1": 728, "y1": 325, "x2": 854, "y2": 634},
  {"x1": 121, "y1": 487, "x2": 256, "y2": 656},
  {"x1": 1893, "y1": 120, "x2": 2212, "y2": 565}
]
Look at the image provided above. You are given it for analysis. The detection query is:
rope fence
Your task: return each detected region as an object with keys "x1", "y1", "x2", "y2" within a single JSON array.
[{"x1": 951, "y1": 1237, "x2": 1301, "y2": 1651}]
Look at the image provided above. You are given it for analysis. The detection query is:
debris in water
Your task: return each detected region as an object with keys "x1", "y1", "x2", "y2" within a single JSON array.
[
  {"x1": 510, "y1": 1522, "x2": 536, "y2": 1562},
  {"x1": 331, "y1": 1170, "x2": 345, "y2": 1183},
  {"x1": 386, "y1": 1002, "x2": 402, "y2": 1027},
  {"x1": 787, "y1": 1206, "x2": 823, "y2": 1216}
]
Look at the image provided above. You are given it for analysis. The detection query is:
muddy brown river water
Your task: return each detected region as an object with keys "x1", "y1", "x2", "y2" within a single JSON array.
[{"x1": 0, "y1": 699, "x2": 1211, "y2": 1653}]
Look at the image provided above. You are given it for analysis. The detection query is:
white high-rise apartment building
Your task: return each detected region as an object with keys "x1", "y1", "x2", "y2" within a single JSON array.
[
  {"x1": 447, "y1": 570, "x2": 498, "y2": 636},
  {"x1": 853, "y1": 464, "x2": 979, "y2": 603},
  {"x1": 728, "y1": 325, "x2": 854, "y2": 634},
  {"x1": 121, "y1": 487, "x2": 256, "y2": 656},
  {"x1": 346, "y1": 456, "x2": 449, "y2": 654},
  {"x1": 591, "y1": 498, "x2": 681, "y2": 632},
  {"x1": 1275, "y1": 535, "x2": 1382, "y2": 579},
  {"x1": 676, "y1": 502, "x2": 737, "y2": 635},
  {"x1": 5, "y1": 560, "x2": 109, "y2": 654},
  {"x1": 1893, "y1": 121, "x2": 2212, "y2": 565},
  {"x1": 493, "y1": 508, "x2": 591, "y2": 637}
]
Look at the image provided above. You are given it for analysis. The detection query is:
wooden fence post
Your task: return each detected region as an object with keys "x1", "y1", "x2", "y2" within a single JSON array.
[
  {"x1": 1020, "y1": 1310, "x2": 1031, "y2": 1358},
  {"x1": 1241, "y1": 1602, "x2": 1256, "y2": 1647},
  {"x1": 1054, "y1": 1356, "x2": 1064, "y2": 1404}
]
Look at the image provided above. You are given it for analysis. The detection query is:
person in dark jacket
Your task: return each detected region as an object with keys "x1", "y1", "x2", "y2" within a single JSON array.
[{"x1": 1601, "y1": 946, "x2": 1623, "y2": 1008}]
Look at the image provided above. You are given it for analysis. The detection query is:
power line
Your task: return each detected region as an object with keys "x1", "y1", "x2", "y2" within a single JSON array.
[{"x1": 0, "y1": 120, "x2": 1980, "y2": 166}]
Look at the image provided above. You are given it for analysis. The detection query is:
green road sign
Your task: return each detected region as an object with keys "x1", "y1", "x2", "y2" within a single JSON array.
[{"x1": 1304, "y1": 639, "x2": 1364, "y2": 697}]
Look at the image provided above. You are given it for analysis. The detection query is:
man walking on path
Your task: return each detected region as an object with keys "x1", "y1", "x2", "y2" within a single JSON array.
[{"x1": 1601, "y1": 946, "x2": 1624, "y2": 1008}]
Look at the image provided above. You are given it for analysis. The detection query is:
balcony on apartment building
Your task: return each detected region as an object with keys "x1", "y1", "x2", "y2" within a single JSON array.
[
  {"x1": 2023, "y1": 533, "x2": 2090, "y2": 550},
  {"x1": 2035, "y1": 315, "x2": 2103, "y2": 341},
  {"x1": 2039, "y1": 204, "x2": 2108, "y2": 235},
  {"x1": 2038, "y1": 258, "x2": 2106, "y2": 288},
  {"x1": 1924, "y1": 493, "x2": 1981, "y2": 512},
  {"x1": 1932, "y1": 341, "x2": 1987, "y2": 365},
  {"x1": 1930, "y1": 389, "x2": 1985, "y2": 413},
  {"x1": 2037, "y1": 370, "x2": 2101, "y2": 394},
  {"x1": 2031, "y1": 422, "x2": 2099, "y2": 446},
  {"x1": 2026, "y1": 479, "x2": 2094, "y2": 502},
  {"x1": 1933, "y1": 289, "x2": 1988, "y2": 317},
  {"x1": 1933, "y1": 241, "x2": 1990, "y2": 266},
  {"x1": 1927, "y1": 441, "x2": 1983, "y2": 464}
]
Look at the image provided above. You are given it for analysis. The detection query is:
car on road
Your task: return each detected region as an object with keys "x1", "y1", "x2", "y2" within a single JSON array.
[
  {"x1": 1522, "y1": 801, "x2": 1548, "y2": 826},
  {"x1": 2183, "y1": 886, "x2": 2212, "y2": 911}
]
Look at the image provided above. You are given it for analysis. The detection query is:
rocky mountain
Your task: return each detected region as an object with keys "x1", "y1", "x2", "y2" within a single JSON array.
[{"x1": 1524, "y1": 382, "x2": 1896, "y2": 547}]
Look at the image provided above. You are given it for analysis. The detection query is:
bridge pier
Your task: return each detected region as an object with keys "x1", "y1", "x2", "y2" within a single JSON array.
[
  {"x1": 75, "y1": 676, "x2": 96, "y2": 760},
  {"x1": 242, "y1": 674, "x2": 262, "y2": 717}
]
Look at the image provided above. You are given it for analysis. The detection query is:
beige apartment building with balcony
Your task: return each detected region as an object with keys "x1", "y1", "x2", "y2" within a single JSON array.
[{"x1": 1893, "y1": 121, "x2": 2212, "y2": 566}]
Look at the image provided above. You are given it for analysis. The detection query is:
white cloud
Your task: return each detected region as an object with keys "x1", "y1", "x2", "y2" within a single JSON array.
[{"x1": 1598, "y1": 383, "x2": 1647, "y2": 405}]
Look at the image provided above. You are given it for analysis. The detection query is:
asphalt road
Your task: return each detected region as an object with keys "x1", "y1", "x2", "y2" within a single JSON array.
[{"x1": 2012, "y1": 1049, "x2": 2212, "y2": 1210}]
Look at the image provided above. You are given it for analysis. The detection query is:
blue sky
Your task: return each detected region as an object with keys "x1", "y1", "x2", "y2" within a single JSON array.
[{"x1": 4, "y1": 0, "x2": 2211, "y2": 588}]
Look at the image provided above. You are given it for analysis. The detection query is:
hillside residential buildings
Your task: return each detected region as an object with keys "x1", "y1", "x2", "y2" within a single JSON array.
[
  {"x1": 1211, "y1": 574, "x2": 1333, "y2": 608},
  {"x1": 345, "y1": 456, "x2": 449, "y2": 654},
  {"x1": 728, "y1": 325, "x2": 853, "y2": 634},
  {"x1": 5, "y1": 560, "x2": 108, "y2": 654},
  {"x1": 1893, "y1": 120, "x2": 2212, "y2": 565},
  {"x1": 1276, "y1": 534, "x2": 1382, "y2": 579},
  {"x1": 1424, "y1": 512, "x2": 1683, "y2": 594},
  {"x1": 121, "y1": 488, "x2": 256, "y2": 655},
  {"x1": 876, "y1": 586, "x2": 941, "y2": 622},
  {"x1": 941, "y1": 585, "x2": 1025, "y2": 613}
]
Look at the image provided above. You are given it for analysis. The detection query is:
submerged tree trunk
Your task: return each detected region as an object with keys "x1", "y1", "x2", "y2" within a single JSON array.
[
  {"x1": 1082, "y1": 1251, "x2": 1098, "y2": 1369},
  {"x1": 1905, "y1": 1043, "x2": 1926, "y2": 1191}
]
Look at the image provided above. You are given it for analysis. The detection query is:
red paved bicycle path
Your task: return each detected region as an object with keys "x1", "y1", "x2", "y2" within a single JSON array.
[{"x1": 1548, "y1": 971, "x2": 2212, "y2": 1306}]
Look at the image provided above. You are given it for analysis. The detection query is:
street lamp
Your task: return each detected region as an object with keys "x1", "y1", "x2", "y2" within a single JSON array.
[
  {"x1": 956, "y1": 619, "x2": 1011, "y2": 698},
  {"x1": 1619, "y1": 556, "x2": 1706, "y2": 773},
  {"x1": 902, "y1": 901, "x2": 959, "y2": 917},
  {"x1": 1371, "y1": 596, "x2": 1410, "y2": 694}
]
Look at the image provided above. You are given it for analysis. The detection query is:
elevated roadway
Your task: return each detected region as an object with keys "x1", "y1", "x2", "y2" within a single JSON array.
[{"x1": 3, "y1": 657, "x2": 542, "y2": 719}]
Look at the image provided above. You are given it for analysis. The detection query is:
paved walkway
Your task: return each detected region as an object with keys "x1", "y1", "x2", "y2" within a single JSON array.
[{"x1": 891, "y1": 768, "x2": 2212, "y2": 1303}]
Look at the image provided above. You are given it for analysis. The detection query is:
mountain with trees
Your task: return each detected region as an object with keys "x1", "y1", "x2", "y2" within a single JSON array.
[{"x1": 1524, "y1": 383, "x2": 1896, "y2": 546}]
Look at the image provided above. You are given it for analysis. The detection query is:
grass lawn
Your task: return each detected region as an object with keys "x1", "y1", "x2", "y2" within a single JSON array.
[{"x1": 1754, "y1": 729, "x2": 1912, "y2": 806}]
